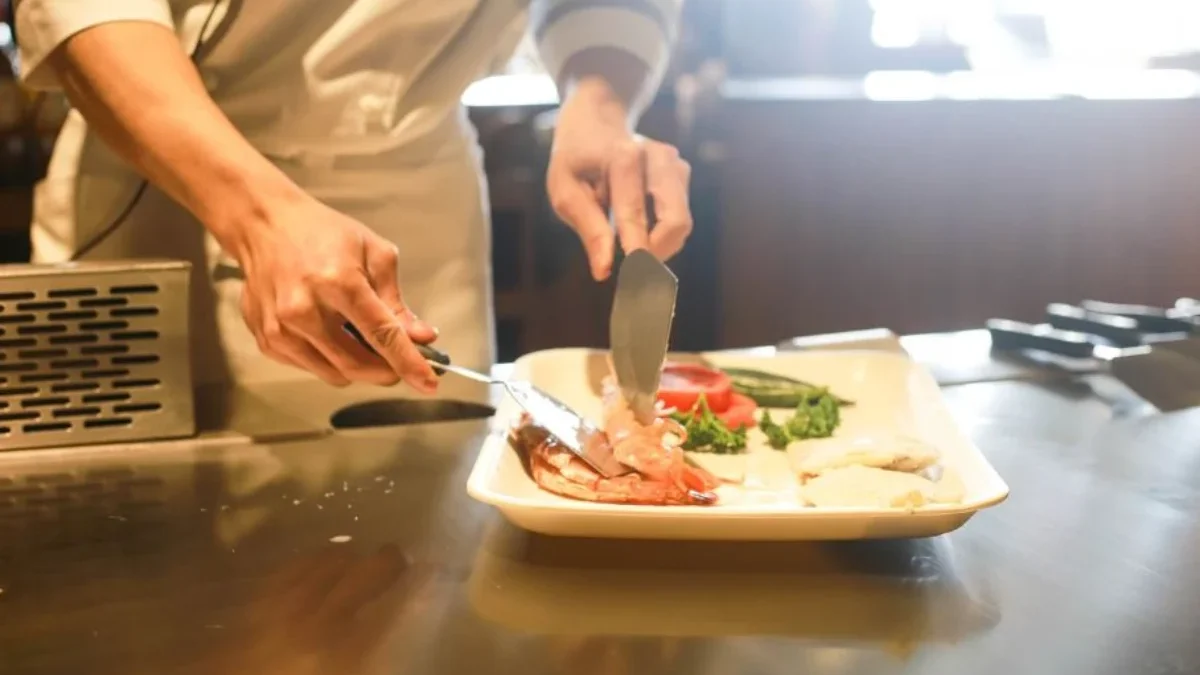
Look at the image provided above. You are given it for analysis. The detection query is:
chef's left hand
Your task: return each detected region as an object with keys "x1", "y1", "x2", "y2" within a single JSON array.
[{"x1": 547, "y1": 79, "x2": 693, "y2": 281}]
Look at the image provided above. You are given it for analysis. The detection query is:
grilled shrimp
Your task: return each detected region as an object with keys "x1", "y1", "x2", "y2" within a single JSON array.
[
  {"x1": 600, "y1": 378, "x2": 720, "y2": 496},
  {"x1": 510, "y1": 421, "x2": 715, "y2": 506}
]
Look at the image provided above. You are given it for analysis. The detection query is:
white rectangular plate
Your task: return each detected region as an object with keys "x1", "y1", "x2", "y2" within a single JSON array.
[{"x1": 467, "y1": 348, "x2": 1008, "y2": 540}]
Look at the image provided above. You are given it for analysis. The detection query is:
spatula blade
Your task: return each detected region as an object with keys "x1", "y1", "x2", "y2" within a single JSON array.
[
  {"x1": 610, "y1": 250, "x2": 678, "y2": 424},
  {"x1": 505, "y1": 382, "x2": 630, "y2": 478}
]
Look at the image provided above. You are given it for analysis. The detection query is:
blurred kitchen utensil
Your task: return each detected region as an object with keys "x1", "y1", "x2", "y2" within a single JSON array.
[
  {"x1": 1079, "y1": 300, "x2": 1200, "y2": 334},
  {"x1": 987, "y1": 319, "x2": 1200, "y2": 411},
  {"x1": 1045, "y1": 303, "x2": 1189, "y2": 346},
  {"x1": 609, "y1": 249, "x2": 678, "y2": 425}
]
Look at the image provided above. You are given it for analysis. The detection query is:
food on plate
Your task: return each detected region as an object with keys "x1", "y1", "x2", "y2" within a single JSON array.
[
  {"x1": 722, "y1": 367, "x2": 854, "y2": 408},
  {"x1": 506, "y1": 377, "x2": 722, "y2": 506},
  {"x1": 507, "y1": 356, "x2": 964, "y2": 512},
  {"x1": 669, "y1": 396, "x2": 749, "y2": 454},
  {"x1": 759, "y1": 411, "x2": 793, "y2": 450},
  {"x1": 715, "y1": 392, "x2": 758, "y2": 430},
  {"x1": 801, "y1": 465, "x2": 963, "y2": 509},
  {"x1": 656, "y1": 362, "x2": 768, "y2": 428},
  {"x1": 757, "y1": 389, "x2": 843, "y2": 449},
  {"x1": 509, "y1": 420, "x2": 716, "y2": 505},
  {"x1": 656, "y1": 362, "x2": 734, "y2": 414},
  {"x1": 600, "y1": 379, "x2": 721, "y2": 496},
  {"x1": 789, "y1": 436, "x2": 939, "y2": 478}
]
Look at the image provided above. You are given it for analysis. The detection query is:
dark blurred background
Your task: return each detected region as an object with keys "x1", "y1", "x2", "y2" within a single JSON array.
[{"x1": 5, "y1": 0, "x2": 1200, "y2": 360}]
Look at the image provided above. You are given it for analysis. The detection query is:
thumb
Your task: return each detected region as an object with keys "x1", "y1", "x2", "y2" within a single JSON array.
[{"x1": 551, "y1": 177, "x2": 615, "y2": 281}]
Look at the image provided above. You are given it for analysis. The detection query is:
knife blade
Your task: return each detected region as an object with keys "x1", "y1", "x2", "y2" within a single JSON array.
[{"x1": 609, "y1": 250, "x2": 678, "y2": 425}]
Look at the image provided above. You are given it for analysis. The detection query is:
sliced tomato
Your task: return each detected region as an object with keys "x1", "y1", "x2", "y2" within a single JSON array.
[
  {"x1": 716, "y1": 392, "x2": 758, "y2": 430},
  {"x1": 656, "y1": 362, "x2": 734, "y2": 413}
]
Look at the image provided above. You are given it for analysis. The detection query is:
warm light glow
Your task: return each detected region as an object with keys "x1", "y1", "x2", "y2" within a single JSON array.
[
  {"x1": 870, "y1": 0, "x2": 1200, "y2": 71},
  {"x1": 1073, "y1": 68, "x2": 1200, "y2": 100},
  {"x1": 863, "y1": 70, "x2": 940, "y2": 101},
  {"x1": 461, "y1": 74, "x2": 559, "y2": 107},
  {"x1": 871, "y1": 11, "x2": 922, "y2": 49},
  {"x1": 941, "y1": 69, "x2": 1059, "y2": 99}
]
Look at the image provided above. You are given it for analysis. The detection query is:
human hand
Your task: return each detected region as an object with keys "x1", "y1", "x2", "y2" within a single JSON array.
[
  {"x1": 222, "y1": 193, "x2": 439, "y2": 391},
  {"x1": 547, "y1": 79, "x2": 693, "y2": 281}
]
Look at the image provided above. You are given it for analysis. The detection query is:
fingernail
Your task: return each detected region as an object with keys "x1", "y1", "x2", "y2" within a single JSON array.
[{"x1": 592, "y1": 261, "x2": 610, "y2": 281}]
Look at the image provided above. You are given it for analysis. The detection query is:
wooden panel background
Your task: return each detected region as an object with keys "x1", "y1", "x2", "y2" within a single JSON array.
[{"x1": 717, "y1": 97, "x2": 1200, "y2": 347}]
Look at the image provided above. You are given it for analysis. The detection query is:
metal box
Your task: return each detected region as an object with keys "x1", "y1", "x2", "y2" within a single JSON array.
[{"x1": 0, "y1": 261, "x2": 195, "y2": 451}]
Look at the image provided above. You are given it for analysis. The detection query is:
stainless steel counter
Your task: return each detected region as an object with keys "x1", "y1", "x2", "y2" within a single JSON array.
[{"x1": 2, "y1": 332, "x2": 1199, "y2": 675}]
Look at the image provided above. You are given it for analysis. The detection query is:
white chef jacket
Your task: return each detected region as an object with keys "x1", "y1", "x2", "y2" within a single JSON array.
[{"x1": 13, "y1": 0, "x2": 681, "y2": 387}]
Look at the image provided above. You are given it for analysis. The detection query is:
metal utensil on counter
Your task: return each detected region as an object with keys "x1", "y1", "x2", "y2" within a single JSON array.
[
  {"x1": 1080, "y1": 300, "x2": 1200, "y2": 335},
  {"x1": 987, "y1": 318, "x2": 1200, "y2": 411},
  {"x1": 1064, "y1": 301, "x2": 1200, "y2": 362},
  {"x1": 609, "y1": 249, "x2": 679, "y2": 425},
  {"x1": 344, "y1": 324, "x2": 628, "y2": 478},
  {"x1": 1046, "y1": 303, "x2": 1190, "y2": 346}
]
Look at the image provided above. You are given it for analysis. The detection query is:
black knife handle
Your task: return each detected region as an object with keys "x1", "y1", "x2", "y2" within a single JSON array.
[
  {"x1": 342, "y1": 323, "x2": 451, "y2": 376},
  {"x1": 1080, "y1": 300, "x2": 1198, "y2": 334},
  {"x1": 987, "y1": 318, "x2": 1097, "y2": 358},
  {"x1": 1045, "y1": 303, "x2": 1144, "y2": 347}
]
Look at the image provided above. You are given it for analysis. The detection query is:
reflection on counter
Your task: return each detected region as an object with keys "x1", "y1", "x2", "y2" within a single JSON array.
[
  {"x1": 0, "y1": 415, "x2": 497, "y2": 674},
  {"x1": 468, "y1": 520, "x2": 1000, "y2": 654}
]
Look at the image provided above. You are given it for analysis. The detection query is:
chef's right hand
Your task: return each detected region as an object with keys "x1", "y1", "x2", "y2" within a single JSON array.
[{"x1": 225, "y1": 194, "x2": 440, "y2": 391}]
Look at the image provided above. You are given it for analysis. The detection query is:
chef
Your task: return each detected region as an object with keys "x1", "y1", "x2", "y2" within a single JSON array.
[{"x1": 13, "y1": 0, "x2": 693, "y2": 393}]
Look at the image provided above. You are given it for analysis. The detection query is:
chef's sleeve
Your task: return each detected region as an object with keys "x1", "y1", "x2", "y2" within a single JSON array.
[
  {"x1": 13, "y1": 0, "x2": 175, "y2": 90},
  {"x1": 530, "y1": 0, "x2": 681, "y2": 108}
]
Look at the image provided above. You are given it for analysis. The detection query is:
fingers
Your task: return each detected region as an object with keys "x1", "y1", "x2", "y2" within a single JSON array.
[
  {"x1": 550, "y1": 175, "x2": 615, "y2": 280},
  {"x1": 608, "y1": 140, "x2": 650, "y2": 256},
  {"x1": 325, "y1": 273, "x2": 439, "y2": 394},
  {"x1": 363, "y1": 239, "x2": 437, "y2": 345},
  {"x1": 276, "y1": 288, "x2": 401, "y2": 387},
  {"x1": 644, "y1": 143, "x2": 693, "y2": 261},
  {"x1": 240, "y1": 286, "x2": 351, "y2": 387}
]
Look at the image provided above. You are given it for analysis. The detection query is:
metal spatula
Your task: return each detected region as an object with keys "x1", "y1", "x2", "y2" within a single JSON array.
[
  {"x1": 341, "y1": 323, "x2": 628, "y2": 477},
  {"x1": 410, "y1": 344, "x2": 629, "y2": 478},
  {"x1": 610, "y1": 250, "x2": 679, "y2": 425}
]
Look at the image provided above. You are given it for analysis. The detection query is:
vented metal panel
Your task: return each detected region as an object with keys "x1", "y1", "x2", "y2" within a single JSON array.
[{"x1": 0, "y1": 261, "x2": 194, "y2": 451}]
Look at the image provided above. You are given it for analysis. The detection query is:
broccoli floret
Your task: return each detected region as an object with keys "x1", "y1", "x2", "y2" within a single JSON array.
[
  {"x1": 759, "y1": 410, "x2": 792, "y2": 450},
  {"x1": 670, "y1": 395, "x2": 749, "y2": 454}
]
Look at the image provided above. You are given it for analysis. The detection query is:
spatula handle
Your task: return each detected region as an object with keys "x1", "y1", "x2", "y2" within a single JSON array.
[{"x1": 342, "y1": 322, "x2": 451, "y2": 376}]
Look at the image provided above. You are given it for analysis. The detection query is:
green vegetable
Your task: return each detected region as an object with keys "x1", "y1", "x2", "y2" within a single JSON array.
[
  {"x1": 757, "y1": 388, "x2": 843, "y2": 450},
  {"x1": 722, "y1": 367, "x2": 854, "y2": 408},
  {"x1": 670, "y1": 395, "x2": 749, "y2": 455},
  {"x1": 758, "y1": 410, "x2": 792, "y2": 450},
  {"x1": 785, "y1": 388, "x2": 841, "y2": 439}
]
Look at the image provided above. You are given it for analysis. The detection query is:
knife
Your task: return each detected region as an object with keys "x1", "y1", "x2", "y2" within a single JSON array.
[
  {"x1": 987, "y1": 319, "x2": 1200, "y2": 411},
  {"x1": 1045, "y1": 303, "x2": 1190, "y2": 346},
  {"x1": 1079, "y1": 300, "x2": 1200, "y2": 334},
  {"x1": 610, "y1": 250, "x2": 678, "y2": 425}
]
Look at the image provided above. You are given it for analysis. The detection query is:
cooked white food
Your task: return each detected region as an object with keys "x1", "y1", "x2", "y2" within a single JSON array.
[
  {"x1": 802, "y1": 465, "x2": 963, "y2": 509},
  {"x1": 789, "y1": 435, "x2": 940, "y2": 478}
]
